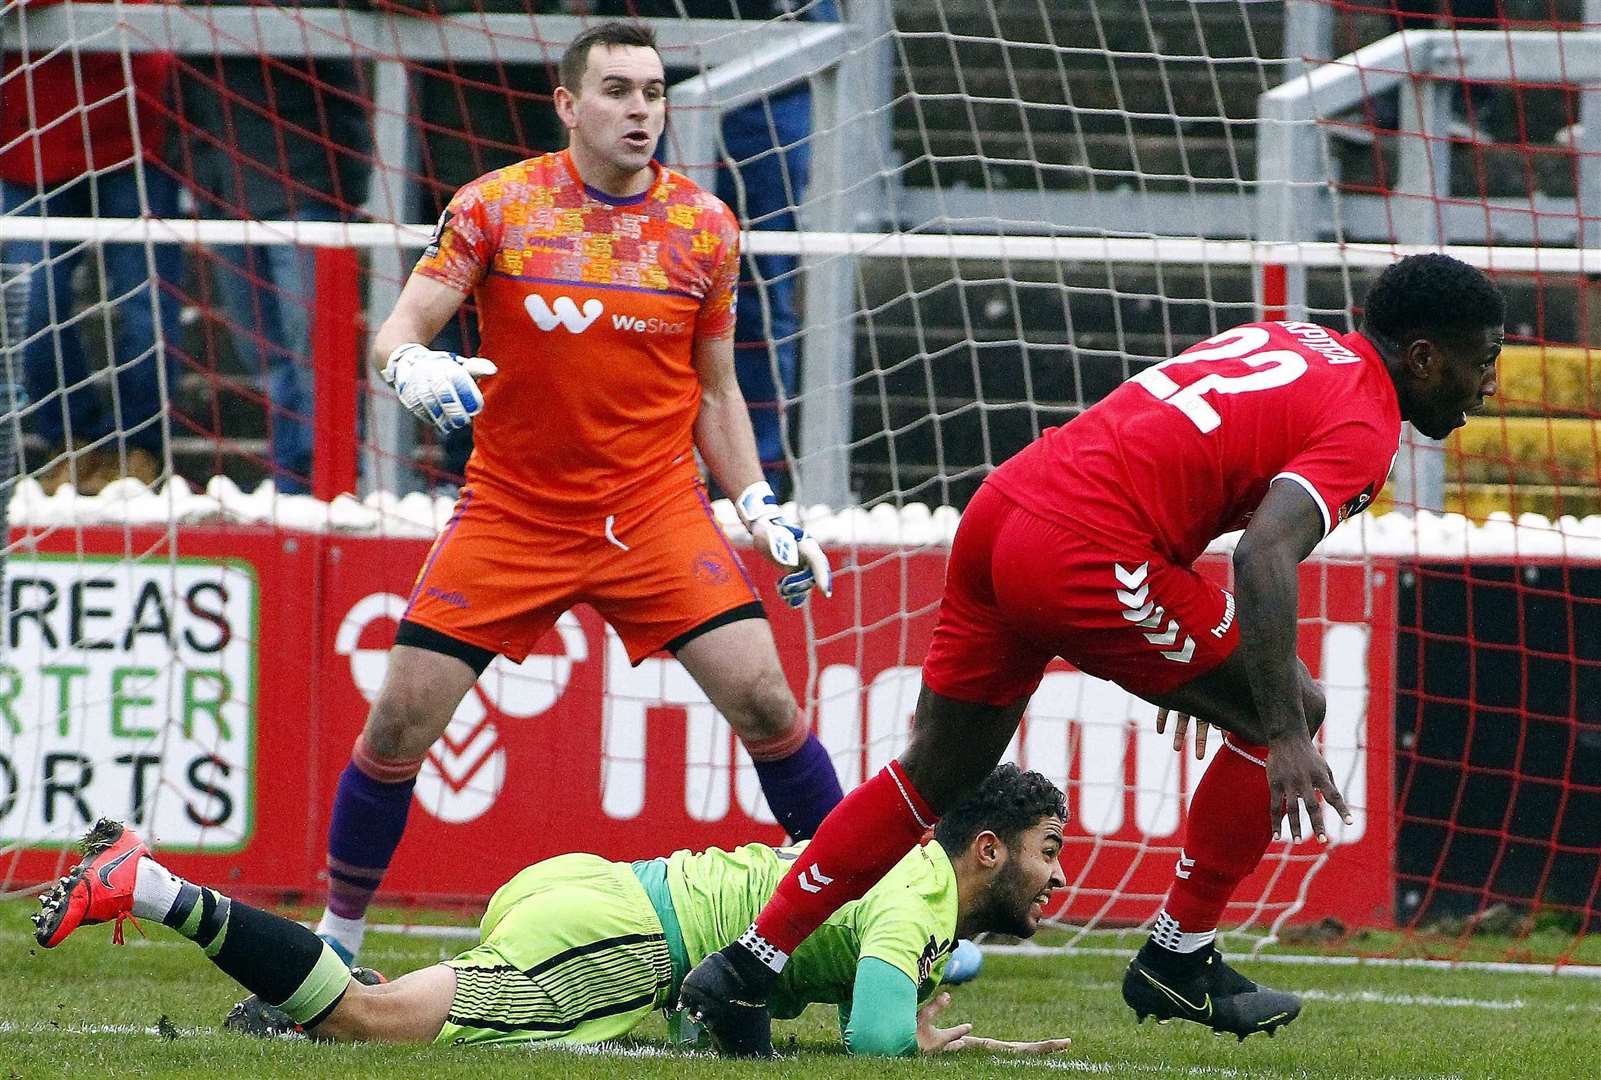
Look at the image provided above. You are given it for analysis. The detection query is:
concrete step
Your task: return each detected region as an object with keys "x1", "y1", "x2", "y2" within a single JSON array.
[
  {"x1": 1332, "y1": 127, "x2": 1580, "y2": 200},
  {"x1": 893, "y1": 2, "x2": 1282, "y2": 57},
  {"x1": 896, "y1": 54, "x2": 1269, "y2": 122},
  {"x1": 852, "y1": 256, "x2": 1257, "y2": 321},
  {"x1": 849, "y1": 456, "x2": 986, "y2": 510},
  {"x1": 895, "y1": 138, "x2": 1254, "y2": 192},
  {"x1": 853, "y1": 335, "x2": 1106, "y2": 409},
  {"x1": 891, "y1": 87, "x2": 1253, "y2": 145},
  {"x1": 854, "y1": 286, "x2": 1242, "y2": 347},
  {"x1": 849, "y1": 396, "x2": 1047, "y2": 487}
]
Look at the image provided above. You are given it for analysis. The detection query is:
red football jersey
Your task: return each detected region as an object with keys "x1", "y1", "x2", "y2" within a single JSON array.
[{"x1": 989, "y1": 321, "x2": 1402, "y2": 566}]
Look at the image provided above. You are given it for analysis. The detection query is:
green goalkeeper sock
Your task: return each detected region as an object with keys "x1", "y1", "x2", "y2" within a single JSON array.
[{"x1": 165, "y1": 882, "x2": 352, "y2": 1026}]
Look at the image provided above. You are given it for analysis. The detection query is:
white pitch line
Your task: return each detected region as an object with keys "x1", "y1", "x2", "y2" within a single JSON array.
[
  {"x1": 556, "y1": 1042, "x2": 695, "y2": 1059},
  {"x1": 362, "y1": 925, "x2": 1601, "y2": 982},
  {"x1": 1073, "y1": 979, "x2": 1600, "y2": 1014},
  {"x1": 361, "y1": 922, "x2": 1601, "y2": 982},
  {"x1": 1298, "y1": 988, "x2": 1521, "y2": 1010},
  {"x1": 0, "y1": 1020, "x2": 210, "y2": 1037},
  {"x1": 994, "y1": 1058, "x2": 1248, "y2": 1078}
]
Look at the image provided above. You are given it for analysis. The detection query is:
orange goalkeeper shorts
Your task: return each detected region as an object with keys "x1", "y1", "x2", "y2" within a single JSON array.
[{"x1": 402, "y1": 480, "x2": 763, "y2": 664}]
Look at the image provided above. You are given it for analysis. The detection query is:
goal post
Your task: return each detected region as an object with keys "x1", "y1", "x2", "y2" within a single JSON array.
[{"x1": 3, "y1": 0, "x2": 1600, "y2": 972}]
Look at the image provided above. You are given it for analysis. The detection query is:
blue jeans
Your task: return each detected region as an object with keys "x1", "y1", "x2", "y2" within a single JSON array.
[
  {"x1": 209, "y1": 206, "x2": 336, "y2": 494},
  {"x1": 1, "y1": 166, "x2": 182, "y2": 455},
  {"x1": 718, "y1": 85, "x2": 812, "y2": 499}
]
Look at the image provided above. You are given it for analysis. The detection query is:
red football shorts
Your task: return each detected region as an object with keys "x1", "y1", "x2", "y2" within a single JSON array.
[
  {"x1": 922, "y1": 482, "x2": 1240, "y2": 705},
  {"x1": 404, "y1": 481, "x2": 761, "y2": 664}
]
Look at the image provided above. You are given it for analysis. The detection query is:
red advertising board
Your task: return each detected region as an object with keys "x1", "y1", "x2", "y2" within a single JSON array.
[{"x1": 3, "y1": 527, "x2": 1394, "y2": 929}]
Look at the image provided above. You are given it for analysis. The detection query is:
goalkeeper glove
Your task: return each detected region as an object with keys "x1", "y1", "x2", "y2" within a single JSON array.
[
  {"x1": 736, "y1": 481, "x2": 832, "y2": 608},
  {"x1": 382, "y1": 342, "x2": 498, "y2": 433}
]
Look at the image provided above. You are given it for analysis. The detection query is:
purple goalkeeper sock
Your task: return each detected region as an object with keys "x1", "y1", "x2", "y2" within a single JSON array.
[
  {"x1": 751, "y1": 732, "x2": 844, "y2": 840},
  {"x1": 324, "y1": 760, "x2": 417, "y2": 919}
]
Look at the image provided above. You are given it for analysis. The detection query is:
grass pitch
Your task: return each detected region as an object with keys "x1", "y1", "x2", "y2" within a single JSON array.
[{"x1": 0, "y1": 899, "x2": 1595, "y2": 1080}]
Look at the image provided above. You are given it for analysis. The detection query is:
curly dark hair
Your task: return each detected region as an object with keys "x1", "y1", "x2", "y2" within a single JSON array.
[
  {"x1": 1360, "y1": 253, "x2": 1505, "y2": 353},
  {"x1": 933, "y1": 764, "x2": 1067, "y2": 857},
  {"x1": 559, "y1": 21, "x2": 659, "y2": 92}
]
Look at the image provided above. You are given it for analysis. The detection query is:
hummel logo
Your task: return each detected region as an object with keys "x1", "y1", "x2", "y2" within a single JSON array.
[
  {"x1": 1141, "y1": 970, "x2": 1212, "y2": 1019},
  {"x1": 1114, "y1": 562, "x2": 1149, "y2": 590},
  {"x1": 525, "y1": 294, "x2": 604, "y2": 333},
  {"x1": 797, "y1": 866, "x2": 835, "y2": 894},
  {"x1": 1112, "y1": 565, "x2": 1195, "y2": 663},
  {"x1": 1160, "y1": 637, "x2": 1196, "y2": 663},
  {"x1": 97, "y1": 847, "x2": 138, "y2": 889}
]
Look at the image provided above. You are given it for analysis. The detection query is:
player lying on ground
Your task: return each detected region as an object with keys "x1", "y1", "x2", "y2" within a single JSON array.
[
  {"x1": 316, "y1": 19, "x2": 841, "y2": 968},
  {"x1": 33, "y1": 765, "x2": 1070, "y2": 1057},
  {"x1": 680, "y1": 254, "x2": 1506, "y2": 1055}
]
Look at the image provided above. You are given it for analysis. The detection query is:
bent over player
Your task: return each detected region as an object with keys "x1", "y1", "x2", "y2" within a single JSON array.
[
  {"x1": 34, "y1": 766, "x2": 1071, "y2": 1058},
  {"x1": 681, "y1": 254, "x2": 1506, "y2": 1054},
  {"x1": 315, "y1": 22, "x2": 840, "y2": 965}
]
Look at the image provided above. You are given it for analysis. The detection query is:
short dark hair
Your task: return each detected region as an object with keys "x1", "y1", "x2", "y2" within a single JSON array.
[
  {"x1": 933, "y1": 764, "x2": 1067, "y2": 856},
  {"x1": 1360, "y1": 253, "x2": 1505, "y2": 353},
  {"x1": 559, "y1": 21, "x2": 659, "y2": 93}
]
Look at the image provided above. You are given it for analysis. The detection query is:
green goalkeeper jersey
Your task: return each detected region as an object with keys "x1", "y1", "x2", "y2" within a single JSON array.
[{"x1": 664, "y1": 840, "x2": 959, "y2": 1021}]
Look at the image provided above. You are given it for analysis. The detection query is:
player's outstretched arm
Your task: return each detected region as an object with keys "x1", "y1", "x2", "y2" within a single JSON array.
[
  {"x1": 692, "y1": 332, "x2": 831, "y2": 606},
  {"x1": 1233, "y1": 478, "x2": 1354, "y2": 843},
  {"x1": 914, "y1": 992, "x2": 1073, "y2": 1055},
  {"x1": 840, "y1": 959, "x2": 1071, "y2": 1057},
  {"x1": 842, "y1": 957, "x2": 920, "y2": 1056},
  {"x1": 371, "y1": 274, "x2": 497, "y2": 433}
]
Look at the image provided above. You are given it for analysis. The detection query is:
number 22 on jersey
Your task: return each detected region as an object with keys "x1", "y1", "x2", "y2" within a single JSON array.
[{"x1": 1130, "y1": 325, "x2": 1306, "y2": 433}]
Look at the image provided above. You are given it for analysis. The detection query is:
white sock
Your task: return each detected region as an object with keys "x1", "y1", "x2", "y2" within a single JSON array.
[
  {"x1": 1150, "y1": 910, "x2": 1217, "y2": 954},
  {"x1": 737, "y1": 924, "x2": 789, "y2": 974},
  {"x1": 130, "y1": 858, "x2": 186, "y2": 922},
  {"x1": 316, "y1": 910, "x2": 367, "y2": 959}
]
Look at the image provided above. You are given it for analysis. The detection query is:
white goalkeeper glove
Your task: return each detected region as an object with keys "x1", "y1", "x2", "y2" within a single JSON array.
[
  {"x1": 381, "y1": 342, "x2": 498, "y2": 433},
  {"x1": 736, "y1": 481, "x2": 832, "y2": 608}
]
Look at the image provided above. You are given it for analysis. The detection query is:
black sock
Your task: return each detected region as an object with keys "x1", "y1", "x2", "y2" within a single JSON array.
[
  {"x1": 1137, "y1": 938, "x2": 1213, "y2": 980},
  {"x1": 723, "y1": 940, "x2": 780, "y2": 993},
  {"x1": 165, "y1": 883, "x2": 351, "y2": 1025}
]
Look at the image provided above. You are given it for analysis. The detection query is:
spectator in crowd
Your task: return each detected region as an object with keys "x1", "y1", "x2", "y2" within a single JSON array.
[
  {"x1": 604, "y1": 0, "x2": 838, "y2": 501},
  {"x1": 174, "y1": 3, "x2": 372, "y2": 494},
  {"x1": 0, "y1": 0, "x2": 181, "y2": 494},
  {"x1": 402, "y1": 0, "x2": 568, "y2": 484}
]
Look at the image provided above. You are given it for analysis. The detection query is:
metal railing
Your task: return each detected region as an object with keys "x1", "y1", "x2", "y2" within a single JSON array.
[{"x1": 1257, "y1": 26, "x2": 1601, "y2": 512}]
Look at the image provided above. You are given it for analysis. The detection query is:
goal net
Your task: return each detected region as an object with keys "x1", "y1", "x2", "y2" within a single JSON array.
[{"x1": 2, "y1": 0, "x2": 1598, "y2": 973}]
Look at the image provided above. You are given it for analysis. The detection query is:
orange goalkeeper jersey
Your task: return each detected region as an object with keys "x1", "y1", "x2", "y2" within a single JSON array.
[{"x1": 414, "y1": 150, "x2": 740, "y2": 517}]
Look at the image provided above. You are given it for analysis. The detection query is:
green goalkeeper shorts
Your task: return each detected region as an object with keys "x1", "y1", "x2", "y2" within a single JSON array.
[{"x1": 436, "y1": 853, "x2": 675, "y2": 1046}]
